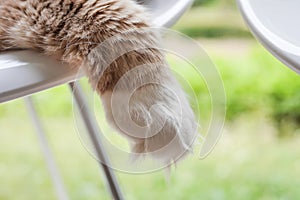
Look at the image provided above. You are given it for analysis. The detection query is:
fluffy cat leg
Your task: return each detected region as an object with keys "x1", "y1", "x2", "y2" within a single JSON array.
[{"x1": 0, "y1": 0, "x2": 198, "y2": 165}]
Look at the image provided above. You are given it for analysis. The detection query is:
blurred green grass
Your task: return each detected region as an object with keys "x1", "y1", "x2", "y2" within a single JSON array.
[
  {"x1": 1, "y1": 102, "x2": 300, "y2": 200},
  {"x1": 173, "y1": 6, "x2": 251, "y2": 38},
  {"x1": 1, "y1": 1, "x2": 300, "y2": 199},
  {"x1": 1, "y1": 41, "x2": 300, "y2": 199}
]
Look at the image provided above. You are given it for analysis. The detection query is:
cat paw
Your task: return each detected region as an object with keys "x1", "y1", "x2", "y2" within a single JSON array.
[{"x1": 100, "y1": 68, "x2": 198, "y2": 165}]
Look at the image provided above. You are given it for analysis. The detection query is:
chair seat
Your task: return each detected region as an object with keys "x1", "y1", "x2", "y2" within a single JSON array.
[
  {"x1": 0, "y1": 51, "x2": 78, "y2": 103},
  {"x1": 237, "y1": 0, "x2": 300, "y2": 74},
  {"x1": 0, "y1": 0, "x2": 193, "y2": 103}
]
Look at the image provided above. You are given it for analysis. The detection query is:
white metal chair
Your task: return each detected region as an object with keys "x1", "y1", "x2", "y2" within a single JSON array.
[{"x1": 237, "y1": 0, "x2": 300, "y2": 74}]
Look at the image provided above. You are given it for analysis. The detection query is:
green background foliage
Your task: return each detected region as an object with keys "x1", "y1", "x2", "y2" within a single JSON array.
[{"x1": 0, "y1": 1, "x2": 299, "y2": 199}]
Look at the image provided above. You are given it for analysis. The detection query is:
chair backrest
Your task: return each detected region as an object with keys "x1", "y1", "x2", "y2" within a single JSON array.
[{"x1": 237, "y1": 0, "x2": 300, "y2": 74}]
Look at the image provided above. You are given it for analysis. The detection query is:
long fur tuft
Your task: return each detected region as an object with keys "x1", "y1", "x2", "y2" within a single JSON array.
[{"x1": 0, "y1": 0, "x2": 198, "y2": 166}]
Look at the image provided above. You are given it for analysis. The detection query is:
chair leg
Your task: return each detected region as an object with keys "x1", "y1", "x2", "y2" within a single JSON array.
[
  {"x1": 69, "y1": 81, "x2": 124, "y2": 200},
  {"x1": 25, "y1": 97, "x2": 69, "y2": 200}
]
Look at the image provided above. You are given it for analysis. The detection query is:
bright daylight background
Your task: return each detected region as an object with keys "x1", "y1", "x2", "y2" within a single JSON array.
[{"x1": 1, "y1": 0, "x2": 300, "y2": 199}]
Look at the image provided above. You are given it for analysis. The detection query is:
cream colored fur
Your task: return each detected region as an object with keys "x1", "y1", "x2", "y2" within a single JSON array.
[{"x1": 0, "y1": 0, "x2": 198, "y2": 166}]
